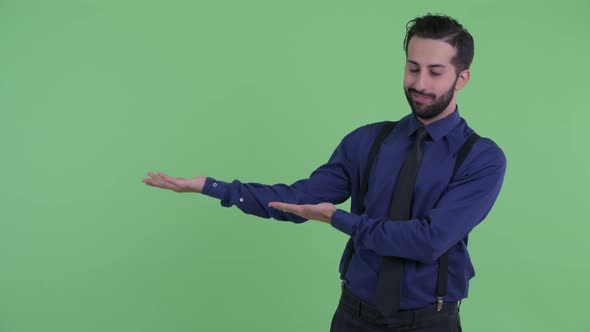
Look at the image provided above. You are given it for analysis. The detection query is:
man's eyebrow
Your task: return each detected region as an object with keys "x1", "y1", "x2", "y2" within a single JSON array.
[{"x1": 407, "y1": 60, "x2": 447, "y2": 68}]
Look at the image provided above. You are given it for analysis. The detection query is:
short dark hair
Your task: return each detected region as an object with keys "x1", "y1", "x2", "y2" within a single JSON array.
[{"x1": 403, "y1": 14, "x2": 474, "y2": 74}]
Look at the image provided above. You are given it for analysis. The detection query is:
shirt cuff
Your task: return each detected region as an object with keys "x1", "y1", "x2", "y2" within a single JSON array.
[
  {"x1": 330, "y1": 209, "x2": 361, "y2": 236},
  {"x1": 201, "y1": 177, "x2": 228, "y2": 202}
]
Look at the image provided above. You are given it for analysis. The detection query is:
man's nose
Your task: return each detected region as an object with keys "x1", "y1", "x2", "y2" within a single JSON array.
[{"x1": 413, "y1": 73, "x2": 429, "y2": 92}]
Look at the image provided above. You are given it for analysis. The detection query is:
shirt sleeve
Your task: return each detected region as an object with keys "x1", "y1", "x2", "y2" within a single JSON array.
[
  {"x1": 200, "y1": 128, "x2": 360, "y2": 223},
  {"x1": 330, "y1": 139, "x2": 507, "y2": 263}
]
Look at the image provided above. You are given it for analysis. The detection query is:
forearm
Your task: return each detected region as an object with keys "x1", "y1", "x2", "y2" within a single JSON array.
[
  {"x1": 201, "y1": 176, "x2": 346, "y2": 223},
  {"x1": 331, "y1": 210, "x2": 469, "y2": 263}
]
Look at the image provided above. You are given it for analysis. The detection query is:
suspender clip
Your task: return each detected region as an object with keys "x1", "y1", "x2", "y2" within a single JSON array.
[{"x1": 436, "y1": 296, "x2": 444, "y2": 312}]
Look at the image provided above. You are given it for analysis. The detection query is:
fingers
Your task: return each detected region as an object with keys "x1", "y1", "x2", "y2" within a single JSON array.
[
  {"x1": 142, "y1": 172, "x2": 165, "y2": 187},
  {"x1": 268, "y1": 202, "x2": 288, "y2": 209},
  {"x1": 143, "y1": 172, "x2": 181, "y2": 191},
  {"x1": 158, "y1": 172, "x2": 181, "y2": 189},
  {"x1": 268, "y1": 202, "x2": 302, "y2": 213}
]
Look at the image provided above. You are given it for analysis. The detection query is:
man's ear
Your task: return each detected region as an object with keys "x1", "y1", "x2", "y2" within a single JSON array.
[{"x1": 455, "y1": 69, "x2": 470, "y2": 91}]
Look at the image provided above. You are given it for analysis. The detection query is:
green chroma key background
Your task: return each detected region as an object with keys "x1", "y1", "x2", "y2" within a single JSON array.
[{"x1": 0, "y1": 0, "x2": 588, "y2": 331}]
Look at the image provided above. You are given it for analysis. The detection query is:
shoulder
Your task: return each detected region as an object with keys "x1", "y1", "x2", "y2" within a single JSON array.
[
  {"x1": 459, "y1": 131, "x2": 507, "y2": 178},
  {"x1": 449, "y1": 117, "x2": 506, "y2": 167},
  {"x1": 339, "y1": 120, "x2": 399, "y2": 146},
  {"x1": 329, "y1": 121, "x2": 397, "y2": 169},
  {"x1": 473, "y1": 135, "x2": 506, "y2": 165}
]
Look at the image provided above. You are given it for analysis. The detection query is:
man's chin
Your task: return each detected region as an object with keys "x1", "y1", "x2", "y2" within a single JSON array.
[
  {"x1": 411, "y1": 106, "x2": 429, "y2": 118},
  {"x1": 411, "y1": 107, "x2": 440, "y2": 120}
]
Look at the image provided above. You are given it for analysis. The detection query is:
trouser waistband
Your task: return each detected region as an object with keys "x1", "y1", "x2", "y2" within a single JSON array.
[{"x1": 339, "y1": 284, "x2": 459, "y2": 325}]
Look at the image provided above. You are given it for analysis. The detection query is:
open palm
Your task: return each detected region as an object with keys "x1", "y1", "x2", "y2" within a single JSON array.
[{"x1": 142, "y1": 172, "x2": 205, "y2": 193}]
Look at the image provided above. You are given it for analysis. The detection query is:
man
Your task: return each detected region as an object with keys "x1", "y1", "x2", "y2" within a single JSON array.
[{"x1": 143, "y1": 14, "x2": 506, "y2": 332}]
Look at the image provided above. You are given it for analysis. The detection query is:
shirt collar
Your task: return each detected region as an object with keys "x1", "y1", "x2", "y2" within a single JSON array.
[{"x1": 406, "y1": 105, "x2": 461, "y2": 142}]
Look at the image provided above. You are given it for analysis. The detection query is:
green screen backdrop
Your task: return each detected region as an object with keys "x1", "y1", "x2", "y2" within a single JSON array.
[{"x1": 1, "y1": 0, "x2": 588, "y2": 331}]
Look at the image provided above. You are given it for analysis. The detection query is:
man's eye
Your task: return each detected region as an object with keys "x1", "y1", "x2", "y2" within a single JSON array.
[
  {"x1": 430, "y1": 72, "x2": 441, "y2": 77},
  {"x1": 409, "y1": 69, "x2": 419, "y2": 73}
]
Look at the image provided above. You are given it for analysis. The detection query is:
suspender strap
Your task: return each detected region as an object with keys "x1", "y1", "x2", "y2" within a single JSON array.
[
  {"x1": 340, "y1": 121, "x2": 398, "y2": 282},
  {"x1": 435, "y1": 132, "x2": 481, "y2": 301},
  {"x1": 359, "y1": 121, "x2": 399, "y2": 215}
]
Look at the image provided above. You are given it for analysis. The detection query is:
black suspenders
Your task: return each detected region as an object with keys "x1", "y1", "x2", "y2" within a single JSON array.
[{"x1": 339, "y1": 120, "x2": 481, "y2": 307}]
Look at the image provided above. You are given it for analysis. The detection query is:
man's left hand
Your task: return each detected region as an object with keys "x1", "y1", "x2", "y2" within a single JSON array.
[{"x1": 268, "y1": 202, "x2": 337, "y2": 224}]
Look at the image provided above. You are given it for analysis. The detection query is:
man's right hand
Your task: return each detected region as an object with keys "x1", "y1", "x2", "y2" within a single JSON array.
[{"x1": 142, "y1": 172, "x2": 206, "y2": 193}]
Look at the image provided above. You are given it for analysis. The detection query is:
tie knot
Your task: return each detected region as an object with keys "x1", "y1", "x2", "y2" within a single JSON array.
[{"x1": 414, "y1": 127, "x2": 429, "y2": 143}]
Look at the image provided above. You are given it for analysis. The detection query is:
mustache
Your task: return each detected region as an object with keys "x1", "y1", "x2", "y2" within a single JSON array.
[{"x1": 407, "y1": 89, "x2": 435, "y2": 99}]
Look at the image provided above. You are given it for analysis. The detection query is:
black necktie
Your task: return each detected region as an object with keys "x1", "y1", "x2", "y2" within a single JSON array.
[{"x1": 375, "y1": 126, "x2": 429, "y2": 316}]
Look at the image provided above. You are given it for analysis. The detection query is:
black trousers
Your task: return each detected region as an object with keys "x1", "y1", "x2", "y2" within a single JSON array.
[{"x1": 330, "y1": 285, "x2": 462, "y2": 332}]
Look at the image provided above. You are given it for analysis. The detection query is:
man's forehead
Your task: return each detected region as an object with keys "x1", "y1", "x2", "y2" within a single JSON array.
[{"x1": 406, "y1": 37, "x2": 456, "y2": 66}]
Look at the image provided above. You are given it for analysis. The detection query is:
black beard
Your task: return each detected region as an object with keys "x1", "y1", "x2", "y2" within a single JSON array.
[{"x1": 404, "y1": 76, "x2": 458, "y2": 119}]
